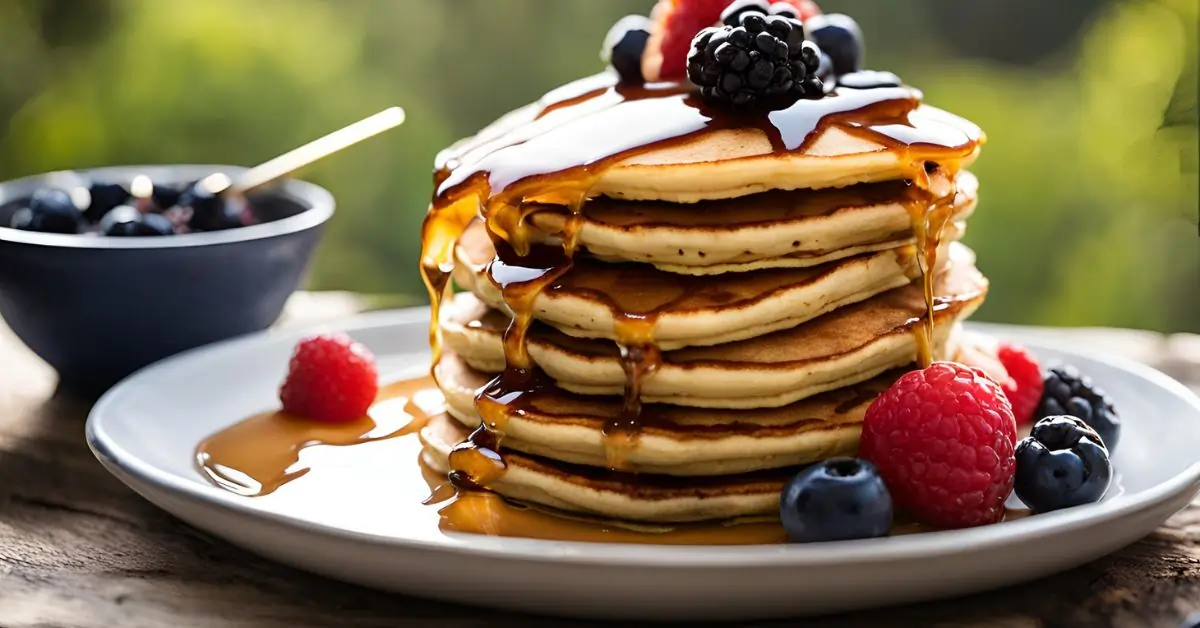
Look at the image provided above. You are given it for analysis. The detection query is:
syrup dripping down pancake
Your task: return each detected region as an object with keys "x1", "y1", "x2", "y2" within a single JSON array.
[
  {"x1": 435, "y1": 352, "x2": 898, "y2": 476},
  {"x1": 453, "y1": 219, "x2": 962, "y2": 350},
  {"x1": 440, "y1": 243, "x2": 988, "y2": 409},
  {"x1": 421, "y1": 413, "x2": 790, "y2": 523}
]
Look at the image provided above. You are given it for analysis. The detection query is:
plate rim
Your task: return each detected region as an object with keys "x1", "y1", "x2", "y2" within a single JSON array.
[{"x1": 86, "y1": 307, "x2": 1200, "y2": 568}]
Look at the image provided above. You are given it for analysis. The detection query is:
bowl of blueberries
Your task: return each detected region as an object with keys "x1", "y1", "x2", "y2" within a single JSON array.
[{"x1": 0, "y1": 164, "x2": 334, "y2": 395}]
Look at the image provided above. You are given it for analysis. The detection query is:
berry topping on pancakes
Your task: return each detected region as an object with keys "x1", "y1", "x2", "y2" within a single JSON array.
[
  {"x1": 643, "y1": 0, "x2": 820, "y2": 82},
  {"x1": 687, "y1": 13, "x2": 823, "y2": 106}
]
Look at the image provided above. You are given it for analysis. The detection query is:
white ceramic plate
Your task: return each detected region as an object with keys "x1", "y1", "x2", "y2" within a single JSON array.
[{"x1": 86, "y1": 309, "x2": 1200, "y2": 621}]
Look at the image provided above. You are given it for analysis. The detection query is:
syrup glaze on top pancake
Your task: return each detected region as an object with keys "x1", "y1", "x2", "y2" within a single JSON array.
[
  {"x1": 431, "y1": 72, "x2": 983, "y2": 203},
  {"x1": 420, "y1": 65, "x2": 986, "y2": 494}
]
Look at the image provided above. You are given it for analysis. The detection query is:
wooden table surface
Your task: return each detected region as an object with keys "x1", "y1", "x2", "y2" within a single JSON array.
[{"x1": 3, "y1": 294, "x2": 1200, "y2": 628}]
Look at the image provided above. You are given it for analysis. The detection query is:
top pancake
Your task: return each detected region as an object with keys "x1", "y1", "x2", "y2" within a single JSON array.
[
  {"x1": 434, "y1": 72, "x2": 986, "y2": 204},
  {"x1": 528, "y1": 172, "x2": 976, "y2": 274}
]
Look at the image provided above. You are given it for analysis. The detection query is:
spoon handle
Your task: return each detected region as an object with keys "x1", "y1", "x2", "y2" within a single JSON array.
[{"x1": 229, "y1": 106, "x2": 406, "y2": 195}]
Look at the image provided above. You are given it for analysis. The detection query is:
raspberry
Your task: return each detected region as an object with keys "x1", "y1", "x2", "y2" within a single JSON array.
[
  {"x1": 859, "y1": 362, "x2": 1017, "y2": 529},
  {"x1": 996, "y1": 342, "x2": 1044, "y2": 426},
  {"x1": 645, "y1": 0, "x2": 820, "y2": 81},
  {"x1": 279, "y1": 333, "x2": 379, "y2": 422}
]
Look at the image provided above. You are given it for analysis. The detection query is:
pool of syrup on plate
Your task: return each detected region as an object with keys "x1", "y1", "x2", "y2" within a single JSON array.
[{"x1": 195, "y1": 375, "x2": 1032, "y2": 545}]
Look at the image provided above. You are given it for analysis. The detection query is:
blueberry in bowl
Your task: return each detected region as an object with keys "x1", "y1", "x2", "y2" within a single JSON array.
[{"x1": 0, "y1": 164, "x2": 334, "y2": 396}]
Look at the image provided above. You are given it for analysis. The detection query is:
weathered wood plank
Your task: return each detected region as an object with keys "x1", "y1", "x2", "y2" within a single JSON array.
[{"x1": 1, "y1": 297, "x2": 1199, "y2": 628}]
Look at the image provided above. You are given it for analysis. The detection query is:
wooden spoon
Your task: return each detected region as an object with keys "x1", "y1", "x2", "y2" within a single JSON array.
[{"x1": 197, "y1": 106, "x2": 407, "y2": 198}]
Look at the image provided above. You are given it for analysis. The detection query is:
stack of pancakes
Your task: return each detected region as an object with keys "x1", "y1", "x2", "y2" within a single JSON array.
[{"x1": 421, "y1": 78, "x2": 988, "y2": 525}]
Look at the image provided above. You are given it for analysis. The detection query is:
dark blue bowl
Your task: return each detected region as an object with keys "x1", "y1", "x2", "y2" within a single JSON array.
[{"x1": 0, "y1": 164, "x2": 335, "y2": 396}]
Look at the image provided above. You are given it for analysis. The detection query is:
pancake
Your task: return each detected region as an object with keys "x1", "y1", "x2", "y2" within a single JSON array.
[
  {"x1": 436, "y1": 352, "x2": 897, "y2": 476},
  {"x1": 421, "y1": 413, "x2": 786, "y2": 522},
  {"x1": 441, "y1": 243, "x2": 988, "y2": 409},
  {"x1": 453, "y1": 220, "x2": 960, "y2": 350},
  {"x1": 434, "y1": 72, "x2": 985, "y2": 204},
  {"x1": 527, "y1": 172, "x2": 977, "y2": 274}
]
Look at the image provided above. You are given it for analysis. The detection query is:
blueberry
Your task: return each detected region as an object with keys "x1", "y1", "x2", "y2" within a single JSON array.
[
  {"x1": 132, "y1": 213, "x2": 175, "y2": 236},
  {"x1": 1014, "y1": 416, "x2": 1112, "y2": 513},
  {"x1": 22, "y1": 188, "x2": 85, "y2": 234},
  {"x1": 837, "y1": 70, "x2": 903, "y2": 90},
  {"x1": 601, "y1": 15, "x2": 653, "y2": 83},
  {"x1": 804, "y1": 13, "x2": 863, "y2": 76},
  {"x1": 101, "y1": 206, "x2": 175, "y2": 237},
  {"x1": 780, "y1": 457, "x2": 892, "y2": 543},
  {"x1": 84, "y1": 182, "x2": 130, "y2": 223},
  {"x1": 9, "y1": 207, "x2": 33, "y2": 229},
  {"x1": 180, "y1": 176, "x2": 243, "y2": 231},
  {"x1": 151, "y1": 184, "x2": 183, "y2": 212},
  {"x1": 721, "y1": 0, "x2": 770, "y2": 27},
  {"x1": 1037, "y1": 365, "x2": 1121, "y2": 453},
  {"x1": 98, "y1": 205, "x2": 142, "y2": 235}
]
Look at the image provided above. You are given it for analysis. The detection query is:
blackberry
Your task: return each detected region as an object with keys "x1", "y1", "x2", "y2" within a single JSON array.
[
  {"x1": 687, "y1": 16, "x2": 823, "y2": 107},
  {"x1": 1036, "y1": 365, "x2": 1121, "y2": 453}
]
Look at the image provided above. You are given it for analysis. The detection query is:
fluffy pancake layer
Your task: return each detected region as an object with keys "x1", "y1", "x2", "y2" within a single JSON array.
[
  {"x1": 421, "y1": 412, "x2": 788, "y2": 523},
  {"x1": 420, "y1": 328, "x2": 1010, "y2": 524},
  {"x1": 454, "y1": 220, "x2": 963, "y2": 350},
  {"x1": 528, "y1": 172, "x2": 977, "y2": 274},
  {"x1": 435, "y1": 352, "x2": 895, "y2": 476},
  {"x1": 441, "y1": 242, "x2": 987, "y2": 409}
]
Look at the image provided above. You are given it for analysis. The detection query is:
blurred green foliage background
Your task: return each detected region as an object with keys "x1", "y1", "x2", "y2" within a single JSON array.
[{"x1": 0, "y1": 0, "x2": 1196, "y2": 331}]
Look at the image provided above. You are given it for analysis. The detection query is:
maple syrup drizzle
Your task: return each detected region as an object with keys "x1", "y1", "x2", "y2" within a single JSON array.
[
  {"x1": 832, "y1": 101, "x2": 981, "y2": 367},
  {"x1": 421, "y1": 72, "x2": 984, "y2": 490},
  {"x1": 908, "y1": 165, "x2": 963, "y2": 367},
  {"x1": 608, "y1": 318, "x2": 661, "y2": 470}
]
